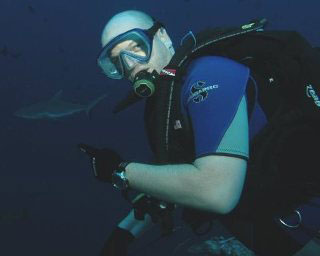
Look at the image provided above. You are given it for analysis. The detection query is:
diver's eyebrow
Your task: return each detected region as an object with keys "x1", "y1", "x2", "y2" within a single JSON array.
[
  {"x1": 110, "y1": 40, "x2": 133, "y2": 57},
  {"x1": 128, "y1": 41, "x2": 138, "y2": 47},
  {"x1": 110, "y1": 47, "x2": 120, "y2": 58}
]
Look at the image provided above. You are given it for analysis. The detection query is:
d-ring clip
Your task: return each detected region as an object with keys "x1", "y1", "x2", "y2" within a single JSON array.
[{"x1": 279, "y1": 210, "x2": 302, "y2": 229}]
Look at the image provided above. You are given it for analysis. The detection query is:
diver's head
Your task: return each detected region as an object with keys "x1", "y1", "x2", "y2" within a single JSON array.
[{"x1": 97, "y1": 10, "x2": 175, "y2": 83}]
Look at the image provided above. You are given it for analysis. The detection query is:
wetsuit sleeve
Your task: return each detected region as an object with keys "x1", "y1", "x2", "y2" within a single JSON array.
[{"x1": 181, "y1": 56, "x2": 250, "y2": 160}]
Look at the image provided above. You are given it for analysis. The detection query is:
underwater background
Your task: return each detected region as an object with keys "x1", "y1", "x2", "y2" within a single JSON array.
[{"x1": 1, "y1": 0, "x2": 320, "y2": 255}]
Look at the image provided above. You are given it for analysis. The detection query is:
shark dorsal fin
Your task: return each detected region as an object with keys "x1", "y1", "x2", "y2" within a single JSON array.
[{"x1": 51, "y1": 90, "x2": 63, "y2": 101}]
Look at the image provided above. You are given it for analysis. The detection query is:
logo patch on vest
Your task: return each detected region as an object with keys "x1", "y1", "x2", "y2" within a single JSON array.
[
  {"x1": 188, "y1": 80, "x2": 219, "y2": 103},
  {"x1": 306, "y1": 84, "x2": 320, "y2": 107}
]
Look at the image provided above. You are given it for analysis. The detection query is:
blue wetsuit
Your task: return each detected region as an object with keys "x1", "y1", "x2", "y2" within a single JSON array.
[
  {"x1": 180, "y1": 56, "x2": 320, "y2": 250},
  {"x1": 181, "y1": 56, "x2": 267, "y2": 160}
]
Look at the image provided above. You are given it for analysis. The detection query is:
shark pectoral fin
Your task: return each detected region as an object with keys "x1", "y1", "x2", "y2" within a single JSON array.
[
  {"x1": 51, "y1": 90, "x2": 63, "y2": 101},
  {"x1": 85, "y1": 94, "x2": 108, "y2": 117}
]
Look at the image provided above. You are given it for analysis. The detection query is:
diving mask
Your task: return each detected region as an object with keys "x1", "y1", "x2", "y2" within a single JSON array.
[{"x1": 97, "y1": 22, "x2": 163, "y2": 79}]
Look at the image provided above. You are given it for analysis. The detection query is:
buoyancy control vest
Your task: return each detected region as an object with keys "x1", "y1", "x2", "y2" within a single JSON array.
[{"x1": 144, "y1": 18, "x2": 320, "y2": 219}]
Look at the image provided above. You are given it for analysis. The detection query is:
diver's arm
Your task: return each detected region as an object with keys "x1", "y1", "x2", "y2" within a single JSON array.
[
  {"x1": 125, "y1": 63, "x2": 248, "y2": 214},
  {"x1": 125, "y1": 155, "x2": 247, "y2": 215}
]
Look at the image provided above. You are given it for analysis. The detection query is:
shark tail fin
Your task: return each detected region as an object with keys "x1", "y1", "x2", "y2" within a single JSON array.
[
  {"x1": 86, "y1": 94, "x2": 108, "y2": 117},
  {"x1": 51, "y1": 90, "x2": 63, "y2": 101}
]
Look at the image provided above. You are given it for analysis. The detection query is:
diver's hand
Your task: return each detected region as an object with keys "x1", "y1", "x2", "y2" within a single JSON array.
[{"x1": 78, "y1": 143, "x2": 123, "y2": 183}]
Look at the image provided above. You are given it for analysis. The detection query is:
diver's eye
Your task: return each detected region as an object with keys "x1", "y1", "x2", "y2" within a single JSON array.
[
  {"x1": 133, "y1": 44, "x2": 142, "y2": 50},
  {"x1": 131, "y1": 45, "x2": 147, "y2": 57},
  {"x1": 126, "y1": 41, "x2": 147, "y2": 56}
]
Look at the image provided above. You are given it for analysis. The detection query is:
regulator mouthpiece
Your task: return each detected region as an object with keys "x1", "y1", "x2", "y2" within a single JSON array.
[{"x1": 133, "y1": 70, "x2": 158, "y2": 97}]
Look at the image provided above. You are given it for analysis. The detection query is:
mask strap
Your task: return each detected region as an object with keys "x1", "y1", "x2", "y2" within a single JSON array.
[
  {"x1": 164, "y1": 40, "x2": 175, "y2": 55},
  {"x1": 146, "y1": 21, "x2": 164, "y2": 38}
]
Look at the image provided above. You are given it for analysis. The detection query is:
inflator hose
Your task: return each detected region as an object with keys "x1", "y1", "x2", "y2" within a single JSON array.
[{"x1": 100, "y1": 227, "x2": 135, "y2": 256}]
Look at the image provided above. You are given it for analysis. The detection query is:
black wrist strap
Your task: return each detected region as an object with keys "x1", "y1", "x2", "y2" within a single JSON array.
[
  {"x1": 118, "y1": 161, "x2": 130, "y2": 170},
  {"x1": 118, "y1": 162, "x2": 131, "y2": 200}
]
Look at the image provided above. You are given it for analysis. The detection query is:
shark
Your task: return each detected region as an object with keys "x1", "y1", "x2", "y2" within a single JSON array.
[{"x1": 14, "y1": 90, "x2": 108, "y2": 120}]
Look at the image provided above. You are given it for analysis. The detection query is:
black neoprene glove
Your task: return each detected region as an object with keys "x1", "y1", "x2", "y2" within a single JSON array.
[
  {"x1": 78, "y1": 143, "x2": 123, "y2": 183},
  {"x1": 100, "y1": 227, "x2": 135, "y2": 256}
]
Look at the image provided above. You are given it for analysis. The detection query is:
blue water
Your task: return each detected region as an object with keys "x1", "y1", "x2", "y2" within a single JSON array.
[{"x1": 0, "y1": 0, "x2": 320, "y2": 255}]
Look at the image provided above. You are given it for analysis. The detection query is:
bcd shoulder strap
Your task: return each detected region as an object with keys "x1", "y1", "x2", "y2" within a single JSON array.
[{"x1": 172, "y1": 21, "x2": 320, "y2": 121}]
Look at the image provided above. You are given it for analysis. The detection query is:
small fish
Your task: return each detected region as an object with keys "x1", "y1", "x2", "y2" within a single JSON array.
[
  {"x1": 253, "y1": 0, "x2": 262, "y2": 10},
  {"x1": 0, "y1": 46, "x2": 22, "y2": 58},
  {"x1": 27, "y1": 5, "x2": 36, "y2": 14},
  {"x1": 14, "y1": 90, "x2": 108, "y2": 120},
  {"x1": 238, "y1": 0, "x2": 262, "y2": 8},
  {"x1": 0, "y1": 208, "x2": 29, "y2": 224},
  {"x1": 0, "y1": 46, "x2": 8, "y2": 57},
  {"x1": 58, "y1": 47, "x2": 65, "y2": 54},
  {"x1": 10, "y1": 52, "x2": 22, "y2": 59}
]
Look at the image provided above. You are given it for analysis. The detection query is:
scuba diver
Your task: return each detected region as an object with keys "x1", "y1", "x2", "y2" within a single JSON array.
[{"x1": 79, "y1": 10, "x2": 320, "y2": 256}]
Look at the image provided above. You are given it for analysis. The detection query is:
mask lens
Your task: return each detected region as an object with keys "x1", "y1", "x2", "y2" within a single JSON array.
[
  {"x1": 119, "y1": 33, "x2": 151, "y2": 70},
  {"x1": 98, "y1": 54, "x2": 123, "y2": 79},
  {"x1": 122, "y1": 34, "x2": 149, "y2": 57},
  {"x1": 121, "y1": 53, "x2": 145, "y2": 70},
  {"x1": 97, "y1": 29, "x2": 153, "y2": 79}
]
